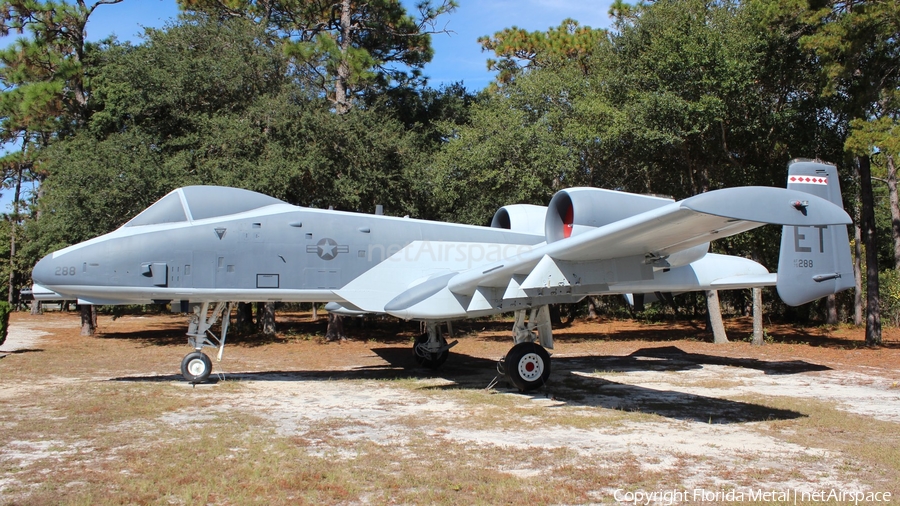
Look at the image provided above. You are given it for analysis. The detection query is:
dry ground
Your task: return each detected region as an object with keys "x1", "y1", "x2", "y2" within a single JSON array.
[{"x1": 1, "y1": 310, "x2": 899, "y2": 505}]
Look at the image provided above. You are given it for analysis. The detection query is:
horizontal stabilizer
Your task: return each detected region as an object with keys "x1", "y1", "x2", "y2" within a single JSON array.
[
  {"x1": 32, "y1": 283, "x2": 64, "y2": 301},
  {"x1": 709, "y1": 273, "x2": 777, "y2": 290},
  {"x1": 682, "y1": 186, "x2": 851, "y2": 227}
]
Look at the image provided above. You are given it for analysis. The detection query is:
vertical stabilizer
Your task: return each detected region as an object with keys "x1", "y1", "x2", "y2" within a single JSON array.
[{"x1": 777, "y1": 160, "x2": 854, "y2": 306}]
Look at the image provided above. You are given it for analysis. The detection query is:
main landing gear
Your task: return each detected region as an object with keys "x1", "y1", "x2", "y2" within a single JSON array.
[
  {"x1": 499, "y1": 306, "x2": 553, "y2": 392},
  {"x1": 412, "y1": 307, "x2": 554, "y2": 392},
  {"x1": 181, "y1": 302, "x2": 233, "y2": 383}
]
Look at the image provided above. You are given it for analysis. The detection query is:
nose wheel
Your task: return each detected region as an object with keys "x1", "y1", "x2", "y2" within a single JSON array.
[
  {"x1": 504, "y1": 342, "x2": 551, "y2": 392},
  {"x1": 180, "y1": 301, "x2": 232, "y2": 384},
  {"x1": 181, "y1": 351, "x2": 212, "y2": 383}
]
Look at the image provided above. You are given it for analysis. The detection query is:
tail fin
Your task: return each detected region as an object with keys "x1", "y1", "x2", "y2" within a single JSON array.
[{"x1": 777, "y1": 159, "x2": 854, "y2": 306}]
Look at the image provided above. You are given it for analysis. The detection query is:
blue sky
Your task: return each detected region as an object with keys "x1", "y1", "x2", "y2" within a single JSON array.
[
  {"x1": 0, "y1": 1, "x2": 615, "y2": 211},
  {"x1": 82, "y1": 0, "x2": 616, "y2": 90}
]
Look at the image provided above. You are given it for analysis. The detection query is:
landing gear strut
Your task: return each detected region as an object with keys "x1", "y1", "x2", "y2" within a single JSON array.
[
  {"x1": 501, "y1": 306, "x2": 553, "y2": 391},
  {"x1": 181, "y1": 302, "x2": 232, "y2": 383},
  {"x1": 413, "y1": 321, "x2": 458, "y2": 369}
]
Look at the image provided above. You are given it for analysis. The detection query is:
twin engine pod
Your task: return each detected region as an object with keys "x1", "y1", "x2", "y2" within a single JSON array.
[{"x1": 491, "y1": 187, "x2": 710, "y2": 269}]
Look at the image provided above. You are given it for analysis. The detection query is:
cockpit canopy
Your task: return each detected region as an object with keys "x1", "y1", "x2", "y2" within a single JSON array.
[{"x1": 124, "y1": 186, "x2": 286, "y2": 227}]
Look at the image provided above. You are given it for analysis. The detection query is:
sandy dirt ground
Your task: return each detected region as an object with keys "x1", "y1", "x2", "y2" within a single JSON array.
[{"x1": 1, "y1": 310, "x2": 899, "y2": 504}]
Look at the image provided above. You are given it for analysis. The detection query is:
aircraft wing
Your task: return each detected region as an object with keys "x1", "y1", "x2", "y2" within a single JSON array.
[{"x1": 337, "y1": 186, "x2": 851, "y2": 319}]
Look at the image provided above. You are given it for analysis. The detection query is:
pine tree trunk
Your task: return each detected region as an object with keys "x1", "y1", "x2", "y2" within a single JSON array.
[
  {"x1": 549, "y1": 304, "x2": 562, "y2": 326},
  {"x1": 325, "y1": 313, "x2": 346, "y2": 341},
  {"x1": 854, "y1": 221, "x2": 864, "y2": 326},
  {"x1": 706, "y1": 290, "x2": 728, "y2": 343},
  {"x1": 80, "y1": 305, "x2": 96, "y2": 336},
  {"x1": 333, "y1": 0, "x2": 353, "y2": 114},
  {"x1": 751, "y1": 288, "x2": 763, "y2": 346},
  {"x1": 7, "y1": 163, "x2": 21, "y2": 306},
  {"x1": 259, "y1": 302, "x2": 276, "y2": 336},
  {"x1": 858, "y1": 155, "x2": 882, "y2": 345},
  {"x1": 632, "y1": 293, "x2": 645, "y2": 313},
  {"x1": 235, "y1": 302, "x2": 253, "y2": 328},
  {"x1": 587, "y1": 296, "x2": 599, "y2": 319},
  {"x1": 825, "y1": 294, "x2": 838, "y2": 325},
  {"x1": 7, "y1": 221, "x2": 14, "y2": 306},
  {"x1": 887, "y1": 154, "x2": 900, "y2": 270}
]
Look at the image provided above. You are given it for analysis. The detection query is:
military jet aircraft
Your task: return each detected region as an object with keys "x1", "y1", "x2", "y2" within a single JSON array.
[{"x1": 31, "y1": 159, "x2": 853, "y2": 390}]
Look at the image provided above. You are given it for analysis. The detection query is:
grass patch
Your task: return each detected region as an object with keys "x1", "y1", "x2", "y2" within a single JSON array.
[{"x1": 739, "y1": 394, "x2": 900, "y2": 495}]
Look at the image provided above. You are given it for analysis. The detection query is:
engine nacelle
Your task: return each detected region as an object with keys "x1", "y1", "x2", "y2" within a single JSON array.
[
  {"x1": 545, "y1": 187, "x2": 674, "y2": 242},
  {"x1": 490, "y1": 204, "x2": 547, "y2": 236}
]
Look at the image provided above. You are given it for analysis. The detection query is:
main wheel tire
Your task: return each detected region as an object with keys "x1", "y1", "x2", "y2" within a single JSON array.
[
  {"x1": 505, "y1": 342, "x2": 551, "y2": 392},
  {"x1": 412, "y1": 333, "x2": 449, "y2": 369},
  {"x1": 181, "y1": 351, "x2": 212, "y2": 383}
]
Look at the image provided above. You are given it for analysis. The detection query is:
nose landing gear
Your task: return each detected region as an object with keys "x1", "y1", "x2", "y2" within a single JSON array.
[
  {"x1": 180, "y1": 302, "x2": 232, "y2": 383},
  {"x1": 181, "y1": 351, "x2": 212, "y2": 383}
]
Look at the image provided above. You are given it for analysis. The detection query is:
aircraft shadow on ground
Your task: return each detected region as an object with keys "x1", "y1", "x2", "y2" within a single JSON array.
[
  {"x1": 0, "y1": 348, "x2": 43, "y2": 355},
  {"x1": 95, "y1": 317, "x2": 896, "y2": 352},
  {"x1": 466, "y1": 322, "x2": 898, "y2": 350},
  {"x1": 112, "y1": 345, "x2": 809, "y2": 424}
]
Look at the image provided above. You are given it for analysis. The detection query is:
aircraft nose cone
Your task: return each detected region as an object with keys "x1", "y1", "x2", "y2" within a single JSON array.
[{"x1": 32, "y1": 254, "x2": 56, "y2": 285}]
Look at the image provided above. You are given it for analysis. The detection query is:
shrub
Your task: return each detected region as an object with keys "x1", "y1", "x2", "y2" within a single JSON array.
[{"x1": 0, "y1": 301, "x2": 11, "y2": 346}]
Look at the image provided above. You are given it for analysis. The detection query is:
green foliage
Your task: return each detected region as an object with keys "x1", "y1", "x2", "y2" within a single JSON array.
[
  {"x1": 0, "y1": 1, "x2": 124, "y2": 304},
  {"x1": 845, "y1": 116, "x2": 900, "y2": 157},
  {"x1": 29, "y1": 12, "x2": 448, "y2": 261},
  {"x1": 179, "y1": 0, "x2": 457, "y2": 112},
  {"x1": 478, "y1": 18, "x2": 607, "y2": 86},
  {"x1": 0, "y1": 0, "x2": 127, "y2": 132},
  {"x1": 438, "y1": 0, "x2": 837, "y2": 276},
  {"x1": 878, "y1": 269, "x2": 900, "y2": 327}
]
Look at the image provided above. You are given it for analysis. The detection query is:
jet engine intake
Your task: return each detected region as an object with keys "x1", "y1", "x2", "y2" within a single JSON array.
[
  {"x1": 545, "y1": 187, "x2": 674, "y2": 243},
  {"x1": 490, "y1": 204, "x2": 547, "y2": 236}
]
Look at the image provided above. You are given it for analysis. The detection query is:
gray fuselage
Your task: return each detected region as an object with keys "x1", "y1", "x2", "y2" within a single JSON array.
[{"x1": 31, "y1": 202, "x2": 543, "y2": 305}]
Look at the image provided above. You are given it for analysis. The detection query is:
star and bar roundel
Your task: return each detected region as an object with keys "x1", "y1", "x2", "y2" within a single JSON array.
[
  {"x1": 306, "y1": 238, "x2": 350, "y2": 260},
  {"x1": 789, "y1": 175, "x2": 828, "y2": 185}
]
